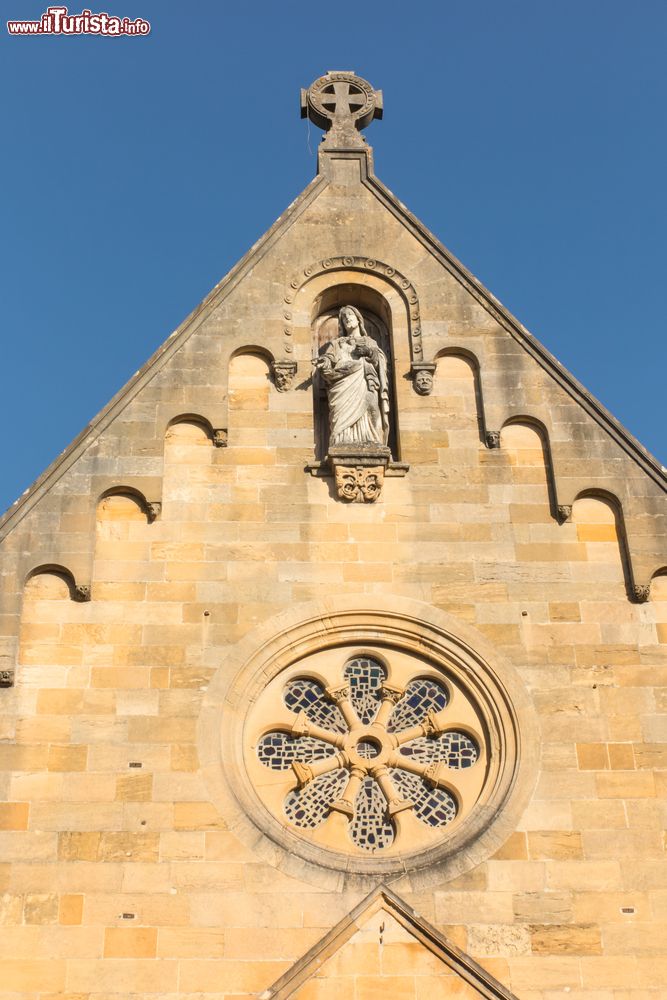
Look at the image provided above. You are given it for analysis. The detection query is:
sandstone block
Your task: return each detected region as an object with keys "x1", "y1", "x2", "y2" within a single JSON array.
[
  {"x1": 528, "y1": 831, "x2": 583, "y2": 861},
  {"x1": 491, "y1": 831, "x2": 528, "y2": 860},
  {"x1": 174, "y1": 801, "x2": 226, "y2": 830},
  {"x1": 596, "y1": 771, "x2": 655, "y2": 798},
  {"x1": 59, "y1": 893, "x2": 84, "y2": 925},
  {"x1": 23, "y1": 892, "x2": 59, "y2": 924},
  {"x1": 178, "y1": 958, "x2": 290, "y2": 992},
  {"x1": 530, "y1": 922, "x2": 601, "y2": 955},
  {"x1": 103, "y1": 926, "x2": 157, "y2": 958},
  {"x1": 48, "y1": 744, "x2": 88, "y2": 771},
  {"x1": 0, "y1": 959, "x2": 67, "y2": 991},
  {"x1": 0, "y1": 802, "x2": 29, "y2": 830}
]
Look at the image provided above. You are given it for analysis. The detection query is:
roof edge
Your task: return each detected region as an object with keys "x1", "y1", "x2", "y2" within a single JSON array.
[
  {"x1": 0, "y1": 174, "x2": 328, "y2": 541},
  {"x1": 3, "y1": 160, "x2": 664, "y2": 543},
  {"x1": 363, "y1": 172, "x2": 667, "y2": 491}
]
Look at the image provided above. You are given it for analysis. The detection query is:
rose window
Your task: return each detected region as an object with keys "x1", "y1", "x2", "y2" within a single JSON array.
[{"x1": 246, "y1": 649, "x2": 488, "y2": 856}]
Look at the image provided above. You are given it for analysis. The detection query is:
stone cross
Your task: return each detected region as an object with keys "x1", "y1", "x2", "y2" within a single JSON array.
[
  {"x1": 321, "y1": 80, "x2": 367, "y2": 119},
  {"x1": 301, "y1": 71, "x2": 383, "y2": 147}
]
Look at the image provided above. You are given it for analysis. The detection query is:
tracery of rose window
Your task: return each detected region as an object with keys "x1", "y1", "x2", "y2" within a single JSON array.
[{"x1": 249, "y1": 654, "x2": 487, "y2": 854}]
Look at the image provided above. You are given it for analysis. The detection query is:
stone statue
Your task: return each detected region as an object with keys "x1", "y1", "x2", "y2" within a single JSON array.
[{"x1": 316, "y1": 306, "x2": 390, "y2": 448}]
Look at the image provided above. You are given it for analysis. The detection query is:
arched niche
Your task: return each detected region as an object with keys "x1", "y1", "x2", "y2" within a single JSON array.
[
  {"x1": 433, "y1": 351, "x2": 484, "y2": 438},
  {"x1": 228, "y1": 349, "x2": 272, "y2": 446},
  {"x1": 164, "y1": 418, "x2": 215, "y2": 510},
  {"x1": 310, "y1": 283, "x2": 398, "y2": 461},
  {"x1": 500, "y1": 420, "x2": 555, "y2": 518},
  {"x1": 94, "y1": 492, "x2": 151, "y2": 588},
  {"x1": 19, "y1": 568, "x2": 83, "y2": 686},
  {"x1": 24, "y1": 567, "x2": 73, "y2": 600},
  {"x1": 165, "y1": 414, "x2": 214, "y2": 445},
  {"x1": 571, "y1": 493, "x2": 627, "y2": 593}
]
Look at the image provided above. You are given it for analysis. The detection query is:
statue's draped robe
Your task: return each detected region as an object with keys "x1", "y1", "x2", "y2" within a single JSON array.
[{"x1": 322, "y1": 335, "x2": 390, "y2": 446}]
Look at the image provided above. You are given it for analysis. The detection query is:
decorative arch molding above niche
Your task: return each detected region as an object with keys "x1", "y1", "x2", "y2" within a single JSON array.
[
  {"x1": 281, "y1": 256, "x2": 423, "y2": 363},
  {"x1": 199, "y1": 596, "x2": 539, "y2": 892},
  {"x1": 286, "y1": 261, "x2": 414, "y2": 500}
]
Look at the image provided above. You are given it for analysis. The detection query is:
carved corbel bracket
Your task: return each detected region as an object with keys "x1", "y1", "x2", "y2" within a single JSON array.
[
  {"x1": 145, "y1": 501, "x2": 162, "y2": 523},
  {"x1": 0, "y1": 669, "x2": 15, "y2": 688},
  {"x1": 485, "y1": 431, "x2": 501, "y2": 449},
  {"x1": 328, "y1": 445, "x2": 391, "y2": 503},
  {"x1": 410, "y1": 361, "x2": 437, "y2": 396},
  {"x1": 557, "y1": 504, "x2": 573, "y2": 524},
  {"x1": 271, "y1": 360, "x2": 298, "y2": 392},
  {"x1": 632, "y1": 583, "x2": 651, "y2": 604},
  {"x1": 212, "y1": 428, "x2": 228, "y2": 448}
]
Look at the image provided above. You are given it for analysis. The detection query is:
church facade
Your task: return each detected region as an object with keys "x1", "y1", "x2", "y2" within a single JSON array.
[{"x1": 0, "y1": 72, "x2": 666, "y2": 998}]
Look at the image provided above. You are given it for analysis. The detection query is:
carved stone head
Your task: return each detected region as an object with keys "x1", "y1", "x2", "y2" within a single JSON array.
[
  {"x1": 272, "y1": 360, "x2": 297, "y2": 393},
  {"x1": 414, "y1": 369, "x2": 433, "y2": 396},
  {"x1": 273, "y1": 368, "x2": 292, "y2": 392},
  {"x1": 338, "y1": 305, "x2": 364, "y2": 338}
]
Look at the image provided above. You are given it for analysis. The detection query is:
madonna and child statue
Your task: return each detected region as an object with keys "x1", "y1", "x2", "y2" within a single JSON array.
[{"x1": 315, "y1": 305, "x2": 392, "y2": 502}]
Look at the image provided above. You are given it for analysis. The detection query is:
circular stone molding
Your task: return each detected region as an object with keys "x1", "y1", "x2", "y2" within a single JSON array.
[
  {"x1": 282, "y1": 256, "x2": 423, "y2": 362},
  {"x1": 304, "y1": 72, "x2": 377, "y2": 133},
  {"x1": 199, "y1": 597, "x2": 538, "y2": 889}
]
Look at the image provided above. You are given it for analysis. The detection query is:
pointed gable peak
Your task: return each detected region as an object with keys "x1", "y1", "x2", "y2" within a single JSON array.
[{"x1": 261, "y1": 884, "x2": 518, "y2": 1000}]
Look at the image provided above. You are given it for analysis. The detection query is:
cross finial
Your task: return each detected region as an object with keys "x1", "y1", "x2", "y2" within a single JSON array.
[{"x1": 301, "y1": 71, "x2": 383, "y2": 148}]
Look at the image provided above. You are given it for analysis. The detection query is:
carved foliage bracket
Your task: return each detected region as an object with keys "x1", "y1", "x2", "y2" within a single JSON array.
[{"x1": 329, "y1": 445, "x2": 391, "y2": 504}]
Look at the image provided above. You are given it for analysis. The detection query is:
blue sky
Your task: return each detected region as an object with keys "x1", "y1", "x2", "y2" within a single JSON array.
[{"x1": 2, "y1": 0, "x2": 665, "y2": 514}]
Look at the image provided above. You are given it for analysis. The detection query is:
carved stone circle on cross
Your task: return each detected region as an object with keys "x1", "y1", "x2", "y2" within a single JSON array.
[{"x1": 301, "y1": 71, "x2": 383, "y2": 146}]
